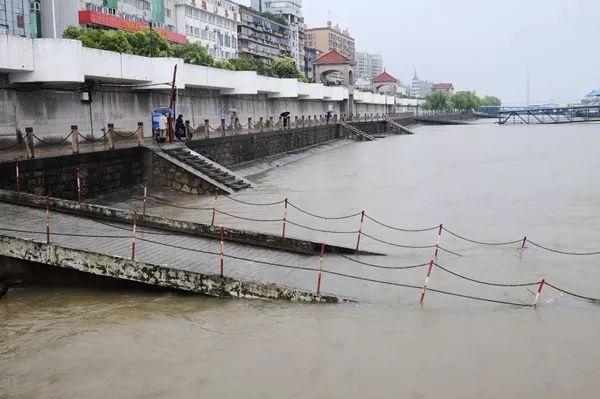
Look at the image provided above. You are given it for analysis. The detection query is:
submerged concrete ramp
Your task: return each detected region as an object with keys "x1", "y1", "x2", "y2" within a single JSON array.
[
  {"x1": 340, "y1": 122, "x2": 375, "y2": 141},
  {"x1": 387, "y1": 120, "x2": 415, "y2": 135},
  {"x1": 0, "y1": 235, "x2": 343, "y2": 302},
  {"x1": 0, "y1": 199, "x2": 353, "y2": 302}
]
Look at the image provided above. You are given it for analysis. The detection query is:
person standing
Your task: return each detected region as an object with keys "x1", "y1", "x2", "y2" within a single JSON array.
[{"x1": 175, "y1": 114, "x2": 185, "y2": 141}]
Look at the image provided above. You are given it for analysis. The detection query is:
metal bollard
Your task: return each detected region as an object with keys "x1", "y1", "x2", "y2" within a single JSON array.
[
  {"x1": 259, "y1": 117, "x2": 264, "y2": 133},
  {"x1": 107, "y1": 123, "x2": 115, "y2": 150},
  {"x1": 204, "y1": 119, "x2": 210, "y2": 139},
  {"x1": 71, "y1": 125, "x2": 80, "y2": 154},
  {"x1": 248, "y1": 117, "x2": 253, "y2": 133},
  {"x1": 24, "y1": 127, "x2": 34, "y2": 159},
  {"x1": 137, "y1": 122, "x2": 144, "y2": 146}
]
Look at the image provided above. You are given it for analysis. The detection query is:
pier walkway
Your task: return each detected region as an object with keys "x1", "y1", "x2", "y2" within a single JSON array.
[{"x1": 498, "y1": 105, "x2": 600, "y2": 125}]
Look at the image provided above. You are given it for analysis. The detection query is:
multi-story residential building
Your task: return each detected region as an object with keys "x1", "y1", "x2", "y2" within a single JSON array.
[
  {"x1": 302, "y1": 44, "x2": 318, "y2": 81},
  {"x1": 356, "y1": 52, "x2": 383, "y2": 82},
  {"x1": 431, "y1": 82, "x2": 454, "y2": 98},
  {"x1": 36, "y1": 0, "x2": 185, "y2": 43},
  {"x1": 173, "y1": 0, "x2": 239, "y2": 59},
  {"x1": 250, "y1": 0, "x2": 303, "y2": 69},
  {"x1": 237, "y1": 5, "x2": 291, "y2": 64},
  {"x1": 305, "y1": 22, "x2": 355, "y2": 61},
  {"x1": 0, "y1": 0, "x2": 41, "y2": 37},
  {"x1": 410, "y1": 70, "x2": 433, "y2": 98}
]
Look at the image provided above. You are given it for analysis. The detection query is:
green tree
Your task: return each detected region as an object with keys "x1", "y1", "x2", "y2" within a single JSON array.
[
  {"x1": 451, "y1": 91, "x2": 481, "y2": 111},
  {"x1": 481, "y1": 95, "x2": 502, "y2": 106},
  {"x1": 423, "y1": 91, "x2": 450, "y2": 111},
  {"x1": 228, "y1": 57, "x2": 273, "y2": 76},
  {"x1": 213, "y1": 60, "x2": 235, "y2": 70},
  {"x1": 171, "y1": 42, "x2": 214, "y2": 66},
  {"x1": 127, "y1": 29, "x2": 172, "y2": 57},
  {"x1": 271, "y1": 57, "x2": 302, "y2": 79}
]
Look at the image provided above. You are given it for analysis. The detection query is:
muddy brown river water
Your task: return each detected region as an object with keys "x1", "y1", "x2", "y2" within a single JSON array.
[{"x1": 2, "y1": 121, "x2": 600, "y2": 398}]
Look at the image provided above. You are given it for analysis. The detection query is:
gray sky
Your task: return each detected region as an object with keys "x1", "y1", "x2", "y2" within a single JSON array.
[{"x1": 241, "y1": 0, "x2": 600, "y2": 104}]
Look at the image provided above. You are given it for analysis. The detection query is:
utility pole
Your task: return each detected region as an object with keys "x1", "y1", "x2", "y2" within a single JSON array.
[{"x1": 526, "y1": 72, "x2": 530, "y2": 123}]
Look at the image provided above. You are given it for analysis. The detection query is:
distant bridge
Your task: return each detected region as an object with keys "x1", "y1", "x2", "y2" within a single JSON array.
[{"x1": 498, "y1": 105, "x2": 600, "y2": 125}]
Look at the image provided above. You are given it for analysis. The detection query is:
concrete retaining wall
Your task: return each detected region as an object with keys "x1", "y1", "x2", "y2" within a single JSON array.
[
  {"x1": 187, "y1": 123, "x2": 343, "y2": 167},
  {"x1": 0, "y1": 77, "x2": 389, "y2": 138},
  {"x1": 0, "y1": 147, "x2": 144, "y2": 200}
]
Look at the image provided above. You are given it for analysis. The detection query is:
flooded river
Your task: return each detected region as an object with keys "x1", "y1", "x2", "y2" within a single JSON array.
[{"x1": 2, "y1": 121, "x2": 600, "y2": 398}]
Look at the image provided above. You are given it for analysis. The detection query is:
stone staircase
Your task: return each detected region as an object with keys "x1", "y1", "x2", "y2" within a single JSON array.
[
  {"x1": 340, "y1": 121, "x2": 375, "y2": 141},
  {"x1": 162, "y1": 146, "x2": 252, "y2": 192}
]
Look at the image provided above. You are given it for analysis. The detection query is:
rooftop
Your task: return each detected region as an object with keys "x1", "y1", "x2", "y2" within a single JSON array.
[
  {"x1": 373, "y1": 71, "x2": 397, "y2": 83},
  {"x1": 432, "y1": 83, "x2": 454, "y2": 90},
  {"x1": 314, "y1": 50, "x2": 353, "y2": 65}
]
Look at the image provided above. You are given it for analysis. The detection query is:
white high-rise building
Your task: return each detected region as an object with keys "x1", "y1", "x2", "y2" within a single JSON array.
[
  {"x1": 173, "y1": 0, "x2": 240, "y2": 60},
  {"x1": 356, "y1": 52, "x2": 383, "y2": 82},
  {"x1": 250, "y1": 0, "x2": 303, "y2": 69}
]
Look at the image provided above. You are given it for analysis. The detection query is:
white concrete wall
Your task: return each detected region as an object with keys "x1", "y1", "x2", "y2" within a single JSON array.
[
  {"x1": 2, "y1": 37, "x2": 396, "y2": 106},
  {"x1": 0, "y1": 36, "x2": 34, "y2": 72}
]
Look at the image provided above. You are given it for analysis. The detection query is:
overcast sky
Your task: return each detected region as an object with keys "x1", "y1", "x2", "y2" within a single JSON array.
[{"x1": 240, "y1": 0, "x2": 600, "y2": 104}]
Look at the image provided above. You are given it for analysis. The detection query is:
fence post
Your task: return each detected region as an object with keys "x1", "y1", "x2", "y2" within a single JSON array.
[
  {"x1": 302, "y1": 115, "x2": 305, "y2": 128},
  {"x1": 107, "y1": 123, "x2": 115, "y2": 150},
  {"x1": 45, "y1": 196, "x2": 50, "y2": 245},
  {"x1": 137, "y1": 122, "x2": 144, "y2": 146},
  {"x1": 131, "y1": 210, "x2": 137, "y2": 261},
  {"x1": 294, "y1": 116, "x2": 299, "y2": 128},
  {"x1": 204, "y1": 119, "x2": 210, "y2": 139},
  {"x1": 278, "y1": 116, "x2": 283, "y2": 129},
  {"x1": 520, "y1": 236, "x2": 527, "y2": 259},
  {"x1": 211, "y1": 190, "x2": 219, "y2": 226},
  {"x1": 533, "y1": 279, "x2": 545, "y2": 307},
  {"x1": 269, "y1": 117, "x2": 274, "y2": 131},
  {"x1": 308, "y1": 116, "x2": 312, "y2": 126},
  {"x1": 314, "y1": 115, "x2": 317, "y2": 125},
  {"x1": 259, "y1": 117, "x2": 264, "y2": 132},
  {"x1": 316, "y1": 243, "x2": 325, "y2": 295},
  {"x1": 334, "y1": 114, "x2": 338, "y2": 123},
  {"x1": 24, "y1": 127, "x2": 34, "y2": 159},
  {"x1": 15, "y1": 159, "x2": 20, "y2": 193},
  {"x1": 219, "y1": 227, "x2": 225, "y2": 277},
  {"x1": 71, "y1": 125, "x2": 80, "y2": 154},
  {"x1": 248, "y1": 117, "x2": 253, "y2": 133},
  {"x1": 355, "y1": 211, "x2": 365, "y2": 252},
  {"x1": 75, "y1": 168, "x2": 82, "y2": 203},
  {"x1": 221, "y1": 119, "x2": 226, "y2": 137},
  {"x1": 234, "y1": 117, "x2": 239, "y2": 135},
  {"x1": 281, "y1": 198, "x2": 288, "y2": 238},
  {"x1": 142, "y1": 177, "x2": 148, "y2": 216}
]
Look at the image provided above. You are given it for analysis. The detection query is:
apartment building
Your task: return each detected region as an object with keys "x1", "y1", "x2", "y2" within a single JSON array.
[
  {"x1": 356, "y1": 52, "x2": 383, "y2": 82},
  {"x1": 237, "y1": 5, "x2": 291, "y2": 64},
  {"x1": 33, "y1": 0, "x2": 184, "y2": 42},
  {"x1": 305, "y1": 22, "x2": 355, "y2": 61},
  {"x1": 250, "y1": 0, "x2": 304, "y2": 69},
  {"x1": 173, "y1": 0, "x2": 239, "y2": 59},
  {"x1": 0, "y1": 0, "x2": 42, "y2": 37}
]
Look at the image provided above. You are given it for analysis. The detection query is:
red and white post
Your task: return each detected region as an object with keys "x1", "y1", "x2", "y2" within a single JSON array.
[
  {"x1": 419, "y1": 259, "x2": 435, "y2": 304},
  {"x1": 219, "y1": 227, "x2": 225, "y2": 277},
  {"x1": 45, "y1": 196, "x2": 50, "y2": 245},
  {"x1": 355, "y1": 211, "x2": 365, "y2": 252},
  {"x1": 519, "y1": 236, "x2": 527, "y2": 259},
  {"x1": 533, "y1": 279, "x2": 545, "y2": 307},
  {"x1": 434, "y1": 223, "x2": 443, "y2": 260},
  {"x1": 142, "y1": 177, "x2": 148, "y2": 216},
  {"x1": 211, "y1": 191, "x2": 219, "y2": 226},
  {"x1": 131, "y1": 211, "x2": 138, "y2": 261},
  {"x1": 316, "y1": 244, "x2": 325, "y2": 295},
  {"x1": 15, "y1": 159, "x2": 20, "y2": 193},
  {"x1": 281, "y1": 198, "x2": 288, "y2": 238},
  {"x1": 419, "y1": 224, "x2": 444, "y2": 304},
  {"x1": 75, "y1": 168, "x2": 82, "y2": 203}
]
